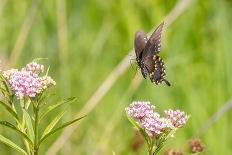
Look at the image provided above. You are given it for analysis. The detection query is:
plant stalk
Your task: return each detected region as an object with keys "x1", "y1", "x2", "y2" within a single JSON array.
[
  {"x1": 148, "y1": 139, "x2": 154, "y2": 155},
  {"x1": 34, "y1": 106, "x2": 39, "y2": 155}
]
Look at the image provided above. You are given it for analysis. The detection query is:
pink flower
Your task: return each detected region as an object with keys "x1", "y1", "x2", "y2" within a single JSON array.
[
  {"x1": 126, "y1": 101, "x2": 189, "y2": 137},
  {"x1": 3, "y1": 62, "x2": 55, "y2": 99},
  {"x1": 3, "y1": 69, "x2": 18, "y2": 81},
  {"x1": 22, "y1": 62, "x2": 44, "y2": 74},
  {"x1": 164, "y1": 109, "x2": 188, "y2": 128},
  {"x1": 39, "y1": 76, "x2": 56, "y2": 90},
  {"x1": 8, "y1": 70, "x2": 42, "y2": 99},
  {"x1": 126, "y1": 101, "x2": 156, "y2": 120},
  {"x1": 140, "y1": 115, "x2": 164, "y2": 136},
  {"x1": 126, "y1": 101, "x2": 174, "y2": 137}
]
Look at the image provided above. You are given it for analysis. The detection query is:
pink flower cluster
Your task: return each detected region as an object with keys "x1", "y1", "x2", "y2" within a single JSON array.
[
  {"x1": 126, "y1": 101, "x2": 155, "y2": 119},
  {"x1": 164, "y1": 109, "x2": 188, "y2": 128},
  {"x1": 22, "y1": 62, "x2": 44, "y2": 74},
  {"x1": 126, "y1": 101, "x2": 188, "y2": 137},
  {"x1": 3, "y1": 62, "x2": 56, "y2": 99}
]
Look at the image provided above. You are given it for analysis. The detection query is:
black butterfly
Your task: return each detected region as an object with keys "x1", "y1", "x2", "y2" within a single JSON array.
[{"x1": 134, "y1": 22, "x2": 171, "y2": 86}]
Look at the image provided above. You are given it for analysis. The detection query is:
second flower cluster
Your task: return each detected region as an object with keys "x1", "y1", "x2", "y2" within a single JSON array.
[{"x1": 126, "y1": 101, "x2": 188, "y2": 137}]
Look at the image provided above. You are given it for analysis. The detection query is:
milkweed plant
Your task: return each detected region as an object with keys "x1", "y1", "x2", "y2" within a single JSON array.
[
  {"x1": 0, "y1": 61, "x2": 85, "y2": 155},
  {"x1": 126, "y1": 101, "x2": 189, "y2": 155}
]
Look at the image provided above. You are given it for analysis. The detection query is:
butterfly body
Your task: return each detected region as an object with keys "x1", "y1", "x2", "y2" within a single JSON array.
[
  {"x1": 136, "y1": 57, "x2": 148, "y2": 79},
  {"x1": 134, "y1": 22, "x2": 171, "y2": 86}
]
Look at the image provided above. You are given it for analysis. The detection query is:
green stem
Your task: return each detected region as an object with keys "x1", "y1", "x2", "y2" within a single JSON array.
[
  {"x1": 148, "y1": 139, "x2": 154, "y2": 155},
  {"x1": 34, "y1": 106, "x2": 39, "y2": 155},
  {"x1": 153, "y1": 137, "x2": 165, "y2": 155},
  {"x1": 11, "y1": 96, "x2": 30, "y2": 154},
  {"x1": 23, "y1": 139, "x2": 31, "y2": 155},
  {"x1": 17, "y1": 120, "x2": 31, "y2": 155}
]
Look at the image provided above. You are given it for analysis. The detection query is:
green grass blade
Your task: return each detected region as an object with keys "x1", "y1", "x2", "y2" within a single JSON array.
[
  {"x1": 0, "y1": 100, "x2": 19, "y2": 121},
  {"x1": 23, "y1": 109, "x2": 34, "y2": 142},
  {"x1": 0, "y1": 134, "x2": 28, "y2": 155},
  {"x1": 41, "y1": 110, "x2": 66, "y2": 138},
  {"x1": 0, "y1": 121, "x2": 33, "y2": 146},
  {"x1": 39, "y1": 97, "x2": 76, "y2": 122},
  {"x1": 39, "y1": 115, "x2": 86, "y2": 145}
]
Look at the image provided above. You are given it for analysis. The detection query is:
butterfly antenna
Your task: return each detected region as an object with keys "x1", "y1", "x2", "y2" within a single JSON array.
[{"x1": 163, "y1": 79, "x2": 171, "y2": 86}]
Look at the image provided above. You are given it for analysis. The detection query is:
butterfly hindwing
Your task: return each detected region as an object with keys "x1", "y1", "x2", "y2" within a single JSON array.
[{"x1": 149, "y1": 55, "x2": 171, "y2": 86}]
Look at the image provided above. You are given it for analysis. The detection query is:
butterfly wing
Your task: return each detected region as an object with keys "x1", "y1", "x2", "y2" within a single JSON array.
[
  {"x1": 142, "y1": 22, "x2": 164, "y2": 59},
  {"x1": 134, "y1": 30, "x2": 148, "y2": 58},
  {"x1": 149, "y1": 55, "x2": 171, "y2": 86},
  {"x1": 143, "y1": 55, "x2": 170, "y2": 86}
]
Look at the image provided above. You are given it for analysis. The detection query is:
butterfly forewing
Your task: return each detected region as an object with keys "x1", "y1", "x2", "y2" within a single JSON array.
[
  {"x1": 142, "y1": 22, "x2": 164, "y2": 59},
  {"x1": 134, "y1": 30, "x2": 148, "y2": 58}
]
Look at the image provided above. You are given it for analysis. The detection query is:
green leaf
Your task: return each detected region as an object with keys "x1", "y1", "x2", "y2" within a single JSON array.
[
  {"x1": 0, "y1": 87, "x2": 8, "y2": 94},
  {"x1": 32, "y1": 57, "x2": 48, "y2": 62},
  {"x1": 23, "y1": 109, "x2": 34, "y2": 142},
  {"x1": 39, "y1": 97, "x2": 76, "y2": 122},
  {"x1": 0, "y1": 134, "x2": 28, "y2": 155},
  {"x1": 37, "y1": 92, "x2": 55, "y2": 108},
  {"x1": 0, "y1": 100, "x2": 19, "y2": 121},
  {"x1": 45, "y1": 66, "x2": 50, "y2": 76},
  {"x1": 165, "y1": 128, "x2": 177, "y2": 140},
  {"x1": 39, "y1": 115, "x2": 86, "y2": 145},
  {"x1": 0, "y1": 74, "x2": 12, "y2": 95},
  {"x1": 126, "y1": 114, "x2": 151, "y2": 147},
  {"x1": 0, "y1": 121, "x2": 33, "y2": 146},
  {"x1": 41, "y1": 110, "x2": 66, "y2": 138}
]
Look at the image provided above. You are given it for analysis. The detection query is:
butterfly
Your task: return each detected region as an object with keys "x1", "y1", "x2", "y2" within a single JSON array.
[{"x1": 134, "y1": 22, "x2": 171, "y2": 86}]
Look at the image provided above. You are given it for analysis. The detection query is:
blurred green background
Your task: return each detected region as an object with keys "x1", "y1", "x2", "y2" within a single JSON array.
[{"x1": 0, "y1": 0, "x2": 232, "y2": 154}]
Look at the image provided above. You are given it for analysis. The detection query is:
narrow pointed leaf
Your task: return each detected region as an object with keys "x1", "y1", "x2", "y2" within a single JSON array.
[
  {"x1": 37, "y1": 93, "x2": 55, "y2": 108},
  {"x1": 32, "y1": 57, "x2": 48, "y2": 62},
  {"x1": 0, "y1": 100, "x2": 19, "y2": 121},
  {"x1": 39, "y1": 97, "x2": 76, "y2": 122},
  {"x1": 0, "y1": 121, "x2": 33, "y2": 146},
  {"x1": 0, "y1": 134, "x2": 28, "y2": 155},
  {"x1": 45, "y1": 66, "x2": 50, "y2": 76},
  {"x1": 126, "y1": 114, "x2": 151, "y2": 147},
  {"x1": 39, "y1": 115, "x2": 85, "y2": 145},
  {"x1": 23, "y1": 109, "x2": 34, "y2": 141},
  {"x1": 0, "y1": 87, "x2": 8, "y2": 94},
  {"x1": 0, "y1": 74, "x2": 12, "y2": 95},
  {"x1": 41, "y1": 110, "x2": 66, "y2": 138}
]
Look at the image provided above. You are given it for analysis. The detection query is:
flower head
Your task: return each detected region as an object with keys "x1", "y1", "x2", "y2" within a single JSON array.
[
  {"x1": 164, "y1": 109, "x2": 189, "y2": 128},
  {"x1": 22, "y1": 62, "x2": 44, "y2": 74},
  {"x1": 2, "y1": 62, "x2": 55, "y2": 99},
  {"x1": 189, "y1": 138, "x2": 205, "y2": 154},
  {"x1": 39, "y1": 76, "x2": 56, "y2": 90},
  {"x1": 3, "y1": 69, "x2": 18, "y2": 81},
  {"x1": 126, "y1": 101, "x2": 156, "y2": 120},
  {"x1": 126, "y1": 101, "x2": 189, "y2": 155},
  {"x1": 126, "y1": 101, "x2": 189, "y2": 138},
  {"x1": 7, "y1": 70, "x2": 42, "y2": 99},
  {"x1": 140, "y1": 115, "x2": 165, "y2": 136}
]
